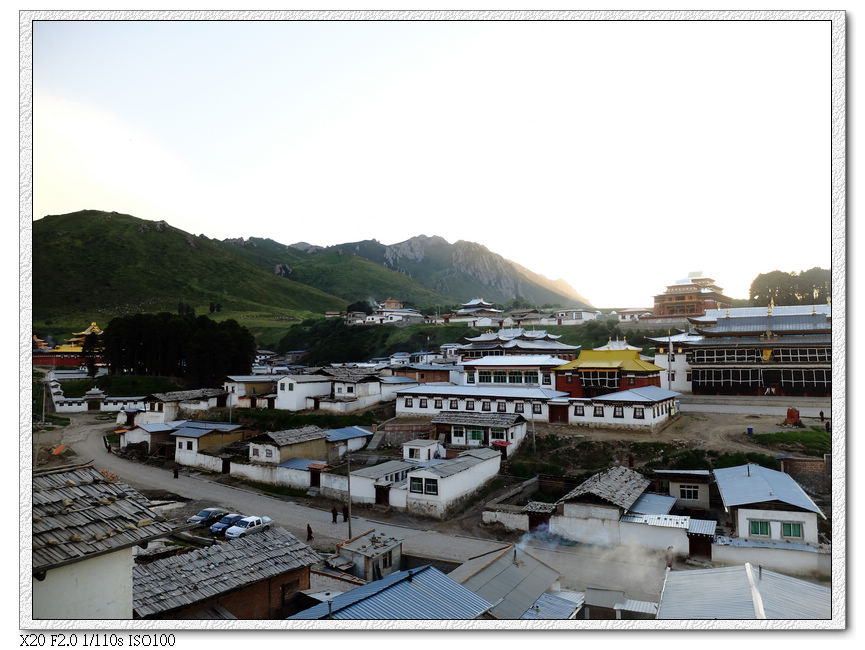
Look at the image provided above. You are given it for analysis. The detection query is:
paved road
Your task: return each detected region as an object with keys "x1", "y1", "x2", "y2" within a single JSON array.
[
  {"x1": 677, "y1": 394, "x2": 832, "y2": 419},
  {"x1": 49, "y1": 414, "x2": 673, "y2": 598}
]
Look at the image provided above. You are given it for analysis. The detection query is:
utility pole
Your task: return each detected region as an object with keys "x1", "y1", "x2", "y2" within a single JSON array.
[
  {"x1": 346, "y1": 454, "x2": 353, "y2": 538},
  {"x1": 667, "y1": 330, "x2": 673, "y2": 391},
  {"x1": 530, "y1": 400, "x2": 536, "y2": 454}
]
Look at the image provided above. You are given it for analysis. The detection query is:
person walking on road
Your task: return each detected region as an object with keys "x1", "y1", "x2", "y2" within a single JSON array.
[
  {"x1": 820, "y1": 410, "x2": 825, "y2": 422},
  {"x1": 331, "y1": 506, "x2": 338, "y2": 524},
  {"x1": 307, "y1": 524, "x2": 314, "y2": 541},
  {"x1": 342, "y1": 504, "x2": 349, "y2": 522}
]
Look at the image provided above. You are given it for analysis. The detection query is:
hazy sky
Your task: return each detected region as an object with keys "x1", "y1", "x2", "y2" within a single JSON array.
[{"x1": 32, "y1": 19, "x2": 832, "y2": 307}]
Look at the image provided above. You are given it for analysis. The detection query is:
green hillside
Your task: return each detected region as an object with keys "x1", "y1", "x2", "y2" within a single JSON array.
[
  {"x1": 218, "y1": 237, "x2": 454, "y2": 309},
  {"x1": 32, "y1": 211, "x2": 347, "y2": 328}
]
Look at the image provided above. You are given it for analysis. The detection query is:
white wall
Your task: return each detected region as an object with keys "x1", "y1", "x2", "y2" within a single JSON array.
[
  {"x1": 315, "y1": 393, "x2": 384, "y2": 414},
  {"x1": 248, "y1": 441, "x2": 280, "y2": 464},
  {"x1": 654, "y1": 352, "x2": 693, "y2": 393},
  {"x1": 482, "y1": 509, "x2": 529, "y2": 531},
  {"x1": 33, "y1": 549, "x2": 133, "y2": 619},
  {"x1": 174, "y1": 446, "x2": 223, "y2": 472},
  {"x1": 397, "y1": 394, "x2": 553, "y2": 422},
  {"x1": 319, "y1": 473, "x2": 350, "y2": 501},
  {"x1": 568, "y1": 400, "x2": 674, "y2": 430},
  {"x1": 712, "y1": 543, "x2": 830, "y2": 578},
  {"x1": 120, "y1": 428, "x2": 152, "y2": 450},
  {"x1": 736, "y1": 508, "x2": 820, "y2": 546},
  {"x1": 619, "y1": 522, "x2": 689, "y2": 555},
  {"x1": 551, "y1": 513, "x2": 622, "y2": 546},
  {"x1": 116, "y1": 410, "x2": 165, "y2": 426},
  {"x1": 275, "y1": 378, "x2": 331, "y2": 411},
  {"x1": 405, "y1": 455, "x2": 500, "y2": 518},
  {"x1": 229, "y1": 461, "x2": 311, "y2": 490},
  {"x1": 666, "y1": 480, "x2": 711, "y2": 510}
]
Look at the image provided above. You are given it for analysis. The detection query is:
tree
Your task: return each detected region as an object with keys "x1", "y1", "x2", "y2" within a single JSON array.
[
  {"x1": 796, "y1": 267, "x2": 831, "y2": 303},
  {"x1": 346, "y1": 300, "x2": 373, "y2": 315},
  {"x1": 81, "y1": 331, "x2": 104, "y2": 378},
  {"x1": 749, "y1": 268, "x2": 830, "y2": 306}
]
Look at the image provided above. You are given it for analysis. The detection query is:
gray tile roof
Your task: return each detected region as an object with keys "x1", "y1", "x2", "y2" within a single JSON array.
[
  {"x1": 133, "y1": 528, "x2": 320, "y2": 618},
  {"x1": 697, "y1": 304, "x2": 831, "y2": 321},
  {"x1": 32, "y1": 466, "x2": 176, "y2": 572},
  {"x1": 260, "y1": 426, "x2": 326, "y2": 447},
  {"x1": 452, "y1": 547, "x2": 561, "y2": 620},
  {"x1": 149, "y1": 388, "x2": 227, "y2": 402},
  {"x1": 351, "y1": 459, "x2": 418, "y2": 480},
  {"x1": 712, "y1": 464, "x2": 825, "y2": 516},
  {"x1": 656, "y1": 563, "x2": 831, "y2": 619},
  {"x1": 411, "y1": 448, "x2": 499, "y2": 478},
  {"x1": 592, "y1": 385, "x2": 680, "y2": 403},
  {"x1": 288, "y1": 565, "x2": 493, "y2": 619},
  {"x1": 431, "y1": 411, "x2": 526, "y2": 428},
  {"x1": 697, "y1": 314, "x2": 830, "y2": 335},
  {"x1": 558, "y1": 466, "x2": 650, "y2": 510}
]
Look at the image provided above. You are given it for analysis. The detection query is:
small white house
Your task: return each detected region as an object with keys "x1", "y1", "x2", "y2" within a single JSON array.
[
  {"x1": 430, "y1": 411, "x2": 528, "y2": 458},
  {"x1": 403, "y1": 439, "x2": 440, "y2": 462},
  {"x1": 405, "y1": 447, "x2": 501, "y2": 519},
  {"x1": 330, "y1": 530, "x2": 403, "y2": 582},
  {"x1": 140, "y1": 389, "x2": 229, "y2": 423},
  {"x1": 222, "y1": 375, "x2": 277, "y2": 408},
  {"x1": 713, "y1": 464, "x2": 826, "y2": 546},
  {"x1": 652, "y1": 469, "x2": 713, "y2": 511},
  {"x1": 650, "y1": 333, "x2": 704, "y2": 393},
  {"x1": 566, "y1": 386, "x2": 680, "y2": 431},
  {"x1": 274, "y1": 375, "x2": 332, "y2": 411}
]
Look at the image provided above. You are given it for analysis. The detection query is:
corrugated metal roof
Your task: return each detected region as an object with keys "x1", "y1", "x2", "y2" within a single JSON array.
[
  {"x1": 713, "y1": 464, "x2": 825, "y2": 516},
  {"x1": 697, "y1": 304, "x2": 831, "y2": 321},
  {"x1": 410, "y1": 448, "x2": 498, "y2": 478},
  {"x1": 652, "y1": 469, "x2": 712, "y2": 476},
  {"x1": 379, "y1": 376, "x2": 418, "y2": 384},
  {"x1": 684, "y1": 334, "x2": 832, "y2": 347},
  {"x1": 697, "y1": 314, "x2": 830, "y2": 335},
  {"x1": 656, "y1": 563, "x2": 831, "y2": 619},
  {"x1": 558, "y1": 466, "x2": 650, "y2": 510},
  {"x1": 687, "y1": 519, "x2": 718, "y2": 536},
  {"x1": 225, "y1": 376, "x2": 276, "y2": 382},
  {"x1": 32, "y1": 467, "x2": 176, "y2": 572},
  {"x1": 397, "y1": 385, "x2": 569, "y2": 400},
  {"x1": 520, "y1": 592, "x2": 582, "y2": 619},
  {"x1": 620, "y1": 514, "x2": 690, "y2": 529},
  {"x1": 462, "y1": 355, "x2": 570, "y2": 367},
  {"x1": 628, "y1": 492, "x2": 677, "y2": 515},
  {"x1": 431, "y1": 411, "x2": 525, "y2": 427},
  {"x1": 324, "y1": 426, "x2": 373, "y2": 442},
  {"x1": 352, "y1": 459, "x2": 418, "y2": 479},
  {"x1": 134, "y1": 528, "x2": 320, "y2": 618},
  {"x1": 614, "y1": 599, "x2": 659, "y2": 616},
  {"x1": 452, "y1": 547, "x2": 561, "y2": 620},
  {"x1": 288, "y1": 565, "x2": 493, "y2": 619}
]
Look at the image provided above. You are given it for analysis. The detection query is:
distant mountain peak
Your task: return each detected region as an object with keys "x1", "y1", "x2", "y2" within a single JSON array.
[{"x1": 289, "y1": 242, "x2": 324, "y2": 253}]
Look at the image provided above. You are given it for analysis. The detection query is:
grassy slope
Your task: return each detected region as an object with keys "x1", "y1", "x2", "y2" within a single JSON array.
[
  {"x1": 218, "y1": 237, "x2": 454, "y2": 308},
  {"x1": 32, "y1": 211, "x2": 347, "y2": 332}
]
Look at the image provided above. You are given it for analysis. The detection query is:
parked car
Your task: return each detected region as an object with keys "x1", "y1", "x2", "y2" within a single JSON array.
[
  {"x1": 210, "y1": 513, "x2": 246, "y2": 537},
  {"x1": 224, "y1": 516, "x2": 273, "y2": 540},
  {"x1": 187, "y1": 507, "x2": 229, "y2": 526}
]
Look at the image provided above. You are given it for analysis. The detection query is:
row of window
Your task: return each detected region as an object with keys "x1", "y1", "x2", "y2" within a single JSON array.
[
  {"x1": 693, "y1": 348, "x2": 830, "y2": 364},
  {"x1": 409, "y1": 477, "x2": 438, "y2": 495},
  {"x1": 403, "y1": 397, "x2": 542, "y2": 414},
  {"x1": 469, "y1": 371, "x2": 552, "y2": 385},
  {"x1": 749, "y1": 519, "x2": 803, "y2": 539},
  {"x1": 577, "y1": 371, "x2": 621, "y2": 388},
  {"x1": 571, "y1": 405, "x2": 652, "y2": 419},
  {"x1": 693, "y1": 368, "x2": 831, "y2": 385},
  {"x1": 251, "y1": 447, "x2": 274, "y2": 458},
  {"x1": 779, "y1": 369, "x2": 832, "y2": 386},
  {"x1": 451, "y1": 426, "x2": 509, "y2": 441}
]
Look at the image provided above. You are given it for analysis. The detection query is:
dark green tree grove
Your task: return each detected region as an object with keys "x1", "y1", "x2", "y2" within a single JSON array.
[{"x1": 749, "y1": 268, "x2": 830, "y2": 306}]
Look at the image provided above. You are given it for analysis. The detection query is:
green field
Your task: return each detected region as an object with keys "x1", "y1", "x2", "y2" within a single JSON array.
[{"x1": 750, "y1": 428, "x2": 831, "y2": 457}]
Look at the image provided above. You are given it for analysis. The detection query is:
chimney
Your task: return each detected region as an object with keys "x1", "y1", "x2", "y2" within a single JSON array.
[
  {"x1": 758, "y1": 565, "x2": 762, "y2": 580},
  {"x1": 327, "y1": 600, "x2": 333, "y2": 617}
]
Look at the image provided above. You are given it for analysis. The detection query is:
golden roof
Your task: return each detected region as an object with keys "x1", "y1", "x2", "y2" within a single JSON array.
[{"x1": 555, "y1": 349, "x2": 663, "y2": 373}]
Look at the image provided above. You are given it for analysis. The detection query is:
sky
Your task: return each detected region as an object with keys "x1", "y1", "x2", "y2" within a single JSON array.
[{"x1": 31, "y1": 18, "x2": 833, "y2": 307}]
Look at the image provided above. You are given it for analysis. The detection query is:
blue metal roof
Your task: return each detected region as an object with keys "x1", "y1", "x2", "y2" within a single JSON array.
[
  {"x1": 277, "y1": 458, "x2": 325, "y2": 470},
  {"x1": 628, "y1": 492, "x2": 677, "y2": 515},
  {"x1": 325, "y1": 426, "x2": 374, "y2": 442},
  {"x1": 287, "y1": 565, "x2": 492, "y2": 620},
  {"x1": 592, "y1": 385, "x2": 680, "y2": 403},
  {"x1": 713, "y1": 464, "x2": 825, "y2": 517}
]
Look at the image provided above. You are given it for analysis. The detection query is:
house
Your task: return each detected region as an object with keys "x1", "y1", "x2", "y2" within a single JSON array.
[
  {"x1": 52, "y1": 386, "x2": 147, "y2": 416},
  {"x1": 503, "y1": 309, "x2": 549, "y2": 328},
  {"x1": 448, "y1": 545, "x2": 562, "y2": 619},
  {"x1": 222, "y1": 375, "x2": 278, "y2": 408},
  {"x1": 32, "y1": 465, "x2": 177, "y2": 620},
  {"x1": 655, "y1": 563, "x2": 830, "y2": 619},
  {"x1": 274, "y1": 374, "x2": 333, "y2": 411},
  {"x1": 172, "y1": 421, "x2": 251, "y2": 470},
  {"x1": 287, "y1": 565, "x2": 494, "y2": 619},
  {"x1": 389, "y1": 363, "x2": 455, "y2": 384},
  {"x1": 712, "y1": 464, "x2": 825, "y2": 546},
  {"x1": 439, "y1": 342, "x2": 461, "y2": 361},
  {"x1": 119, "y1": 421, "x2": 182, "y2": 456},
  {"x1": 138, "y1": 388, "x2": 229, "y2": 423},
  {"x1": 248, "y1": 426, "x2": 328, "y2": 464},
  {"x1": 651, "y1": 469, "x2": 713, "y2": 511},
  {"x1": 554, "y1": 349, "x2": 663, "y2": 398},
  {"x1": 430, "y1": 411, "x2": 528, "y2": 458},
  {"x1": 315, "y1": 368, "x2": 417, "y2": 413},
  {"x1": 328, "y1": 529, "x2": 403, "y2": 581},
  {"x1": 133, "y1": 528, "x2": 320, "y2": 619},
  {"x1": 458, "y1": 328, "x2": 580, "y2": 361},
  {"x1": 551, "y1": 308, "x2": 601, "y2": 325},
  {"x1": 462, "y1": 355, "x2": 568, "y2": 389},
  {"x1": 380, "y1": 298, "x2": 404, "y2": 310},
  {"x1": 443, "y1": 298, "x2": 504, "y2": 325},
  {"x1": 402, "y1": 438, "x2": 440, "y2": 462},
  {"x1": 348, "y1": 459, "x2": 419, "y2": 506},
  {"x1": 566, "y1": 385, "x2": 680, "y2": 430},
  {"x1": 404, "y1": 447, "x2": 501, "y2": 519},
  {"x1": 323, "y1": 426, "x2": 375, "y2": 459},
  {"x1": 396, "y1": 384, "x2": 571, "y2": 423},
  {"x1": 615, "y1": 308, "x2": 652, "y2": 322}
]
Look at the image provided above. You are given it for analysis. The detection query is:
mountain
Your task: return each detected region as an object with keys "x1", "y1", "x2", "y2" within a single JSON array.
[
  {"x1": 332, "y1": 235, "x2": 592, "y2": 308},
  {"x1": 32, "y1": 211, "x2": 347, "y2": 322}
]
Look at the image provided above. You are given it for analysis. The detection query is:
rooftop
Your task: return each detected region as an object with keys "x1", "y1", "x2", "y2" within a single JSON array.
[
  {"x1": 288, "y1": 565, "x2": 493, "y2": 619},
  {"x1": 411, "y1": 448, "x2": 500, "y2": 478},
  {"x1": 339, "y1": 529, "x2": 403, "y2": 557},
  {"x1": 431, "y1": 411, "x2": 526, "y2": 428},
  {"x1": 397, "y1": 384, "x2": 569, "y2": 400},
  {"x1": 133, "y1": 528, "x2": 319, "y2": 618},
  {"x1": 591, "y1": 385, "x2": 680, "y2": 403},
  {"x1": 558, "y1": 466, "x2": 650, "y2": 511},
  {"x1": 556, "y1": 349, "x2": 663, "y2": 373},
  {"x1": 713, "y1": 464, "x2": 825, "y2": 516},
  {"x1": 33, "y1": 466, "x2": 176, "y2": 572},
  {"x1": 462, "y1": 355, "x2": 570, "y2": 367},
  {"x1": 324, "y1": 426, "x2": 374, "y2": 442},
  {"x1": 149, "y1": 388, "x2": 227, "y2": 402},
  {"x1": 656, "y1": 563, "x2": 830, "y2": 619},
  {"x1": 258, "y1": 426, "x2": 326, "y2": 447},
  {"x1": 519, "y1": 592, "x2": 583, "y2": 620}
]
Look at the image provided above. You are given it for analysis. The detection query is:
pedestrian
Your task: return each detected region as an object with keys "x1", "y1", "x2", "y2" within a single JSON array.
[
  {"x1": 825, "y1": 420, "x2": 831, "y2": 433},
  {"x1": 819, "y1": 410, "x2": 825, "y2": 422},
  {"x1": 342, "y1": 504, "x2": 349, "y2": 522},
  {"x1": 306, "y1": 524, "x2": 314, "y2": 541},
  {"x1": 173, "y1": 466, "x2": 179, "y2": 479},
  {"x1": 331, "y1": 506, "x2": 338, "y2": 524}
]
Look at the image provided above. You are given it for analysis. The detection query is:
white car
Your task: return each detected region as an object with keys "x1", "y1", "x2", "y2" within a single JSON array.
[{"x1": 224, "y1": 515, "x2": 273, "y2": 539}]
